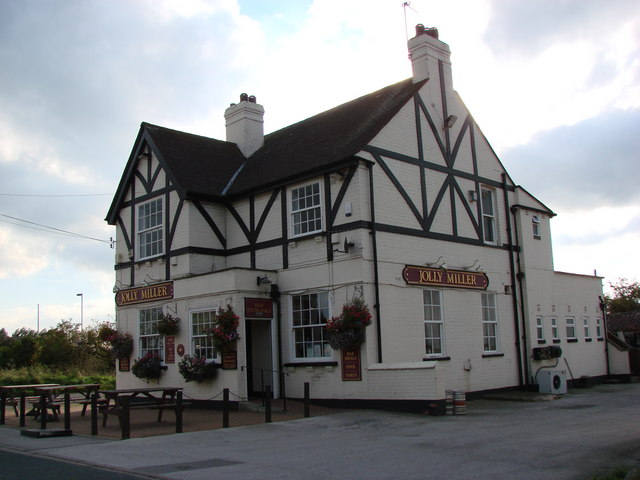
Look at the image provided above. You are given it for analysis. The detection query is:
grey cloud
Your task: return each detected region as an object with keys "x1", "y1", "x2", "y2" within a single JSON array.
[
  {"x1": 484, "y1": 0, "x2": 640, "y2": 57},
  {"x1": 502, "y1": 108, "x2": 640, "y2": 211}
]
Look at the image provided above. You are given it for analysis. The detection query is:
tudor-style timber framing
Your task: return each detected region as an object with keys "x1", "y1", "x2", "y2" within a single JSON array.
[{"x1": 106, "y1": 25, "x2": 613, "y2": 408}]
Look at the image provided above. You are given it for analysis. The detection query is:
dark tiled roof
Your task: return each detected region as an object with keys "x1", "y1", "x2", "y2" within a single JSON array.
[
  {"x1": 226, "y1": 78, "x2": 425, "y2": 195},
  {"x1": 143, "y1": 123, "x2": 245, "y2": 198},
  {"x1": 107, "y1": 77, "x2": 424, "y2": 222},
  {"x1": 608, "y1": 310, "x2": 640, "y2": 333}
]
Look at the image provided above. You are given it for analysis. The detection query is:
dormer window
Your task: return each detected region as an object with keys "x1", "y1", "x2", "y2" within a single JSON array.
[
  {"x1": 532, "y1": 215, "x2": 541, "y2": 240},
  {"x1": 291, "y1": 182, "x2": 322, "y2": 237},
  {"x1": 137, "y1": 198, "x2": 163, "y2": 260}
]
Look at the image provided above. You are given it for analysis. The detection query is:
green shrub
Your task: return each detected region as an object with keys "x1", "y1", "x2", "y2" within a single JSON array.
[{"x1": 0, "y1": 366, "x2": 115, "y2": 390}]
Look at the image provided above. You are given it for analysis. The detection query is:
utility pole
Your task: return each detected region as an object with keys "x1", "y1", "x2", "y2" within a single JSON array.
[{"x1": 77, "y1": 293, "x2": 84, "y2": 330}]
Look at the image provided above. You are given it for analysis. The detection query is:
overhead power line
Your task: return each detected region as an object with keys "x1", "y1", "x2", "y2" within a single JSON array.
[
  {"x1": 0, "y1": 193, "x2": 112, "y2": 197},
  {"x1": 0, "y1": 213, "x2": 112, "y2": 245}
]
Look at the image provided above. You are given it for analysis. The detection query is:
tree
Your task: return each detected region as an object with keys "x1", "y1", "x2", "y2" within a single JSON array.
[{"x1": 605, "y1": 279, "x2": 640, "y2": 314}]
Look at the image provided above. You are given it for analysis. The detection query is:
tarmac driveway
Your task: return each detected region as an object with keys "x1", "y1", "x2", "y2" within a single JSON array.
[{"x1": 6, "y1": 382, "x2": 640, "y2": 479}]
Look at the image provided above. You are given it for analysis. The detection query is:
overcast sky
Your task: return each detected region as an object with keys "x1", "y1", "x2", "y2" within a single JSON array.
[{"x1": 1, "y1": 0, "x2": 638, "y2": 334}]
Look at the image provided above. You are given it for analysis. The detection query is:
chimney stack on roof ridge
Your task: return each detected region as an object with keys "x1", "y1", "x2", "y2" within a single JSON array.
[
  {"x1": 224, "y1": 93, "x2": 264, "y2": 158},
  {"x1": 408, "y1": 24, "x2": 452, "y2": 84}
]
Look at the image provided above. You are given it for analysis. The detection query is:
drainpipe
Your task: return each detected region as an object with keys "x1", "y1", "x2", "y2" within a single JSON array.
[
  {"x1": 270, "y1": 284, "x2": 283, "y2": 396},
  {"x1": 368, "y1": 163, "x2": 383, "y2": 363},
  {"x1": 510, "y1": 204, "x2": 531, "y2": 385},
  {"x1": 502, "y1": 173, "x2": 525, "y2": 387},
  {"x1": 599, "y1": 296, "x2": 611, "y2": 376}
]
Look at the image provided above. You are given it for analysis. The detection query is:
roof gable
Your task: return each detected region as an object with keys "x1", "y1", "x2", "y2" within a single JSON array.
[{"x1": 106, "y1": 123, "x2": 245, "y2": 224}]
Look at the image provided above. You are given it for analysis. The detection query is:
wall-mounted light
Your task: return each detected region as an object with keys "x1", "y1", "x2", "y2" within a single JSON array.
[
  {"x1": 426, "y1": 256, "x2": 445, "y2": 268},
  {"x1": 334, "y1": 238, "x2": 355, "y2": 254},
  {"x1": 468, "y1": 190, "x2": 477, "y2": 202},
  {"x1": 257, "y1": 275, "x2": 272, "y2": 286},
  {"x1": 444, "y1": 115, "x2": 457, "y2": 129},
  {"x1": 462, "y1": 260, "x2": 480, "y2": 271}
]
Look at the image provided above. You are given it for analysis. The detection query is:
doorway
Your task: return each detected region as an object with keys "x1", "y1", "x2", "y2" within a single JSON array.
[{"x1": 246, "y1": 319, "x2": 274, "y2": 398}]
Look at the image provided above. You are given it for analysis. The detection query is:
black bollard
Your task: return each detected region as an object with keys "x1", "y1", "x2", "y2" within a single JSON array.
[
  {"x1": 90, "y1": 393, "x2": 98, "y2": 436},
  {"x1": 223, "y1": 388, "x2": 230, "y2": 428},
  {"x1": 265, "y1": 385, "x2": 272, "y2": 423},
  {"x1": 304, "y1": 382, "x2": 310, "y2": 418}
]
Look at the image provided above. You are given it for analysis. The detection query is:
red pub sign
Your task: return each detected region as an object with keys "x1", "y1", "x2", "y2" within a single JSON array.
[
  {"x1": 115, "y1": 282, "x2": 174, "y2": 306},
  {"x1": 245, "y1": 298, "x2": 274, "y2": 319},
  {"x1": 402, "y1": 265, "x2": 488, "y2": 290}
]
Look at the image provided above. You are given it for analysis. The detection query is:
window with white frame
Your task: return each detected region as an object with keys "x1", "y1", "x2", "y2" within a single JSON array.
[
  {"x1": 291, "y1": 182, "x2": 322, "y2": 237},
  {"x1": 536, "y1": 316, "x2": 545, "y2": 342},
  {"x1": 583, "y1": 317, "x2": 591, "y2": 339},
  {"x1": 481, "y1": 188, "x2": 496, "y2": 244},
  {"x1": 424, "y1": 290, "x2": 444, "y2": 356},
  {"x1": 481, "y1": 293, "x2": 499, "y2": 352},
  {"x1": 139, "y1": 307, "x2": 164, "y2": 358},
  {"x1": 532, "y1": 215, "x2": 541, "y2": 239},
  {"x1": 191, "y1": 309, "x2": 218, "y2": 360},
  {"x1": 551, "y1": 317, "x2": 559, "y2": 341},
  {"x1": 137, "y1": 198, "x2": 163, "y2": 259},
  {"x1": 565, "y1": 317, "x2": 576, "y2": 340},
  {"x1": 292, "y1": 292, "x2": 330, "y2": 359},
  {"x1": 596, "y1": 317, "x2": 603, "y2": 339}
]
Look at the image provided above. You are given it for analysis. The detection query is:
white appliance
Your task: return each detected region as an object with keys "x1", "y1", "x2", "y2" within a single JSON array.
[{"x1": 537, "y1": 370, "x2": 567, "y2": 394}]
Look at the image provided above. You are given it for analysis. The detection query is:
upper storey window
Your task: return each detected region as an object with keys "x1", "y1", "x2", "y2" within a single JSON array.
[
  {"x1": 138, "y1": 198, "x2": 163, "y2": 260},
  {"x1": 532, "y1": 215, "x2": 541, "y2": 240},
  {"x1": 481, "y1": 188, "x2": 496, "y2": 244},
  {"x1": 291, "y1": 182, "x2": 322, "y2": 237}
]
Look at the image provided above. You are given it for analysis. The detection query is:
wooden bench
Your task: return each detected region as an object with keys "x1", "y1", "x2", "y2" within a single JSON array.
[
  {"x1": 76, "y1": 397, "x2": 108, "y2": 416},
  {"x1": 104, "y1": 401, "x2": 190, "y2": 424}
]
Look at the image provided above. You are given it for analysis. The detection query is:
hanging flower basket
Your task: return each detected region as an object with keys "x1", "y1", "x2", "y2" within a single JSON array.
[
  {"x1": 132, "y1": 353, "x2": 166, "y2": 381},
  {"x1": 206, "y1": 306, "x2": 241, "y2": 352},
  {"x1": 178, "y1": 355, "x2": 219, "y2": 383},
  {"x1": 157, "y1": 313, "x2": 180, "y2": 336},
  {"x1": 106, "y1": 332, "x2": 134, "y2": 358},
  {"x1": 326, "y1": 327, "x2": 366, "y2": 350},
  {"x1": 325, "y1": 297, "x2": 372, "y2": 350}
]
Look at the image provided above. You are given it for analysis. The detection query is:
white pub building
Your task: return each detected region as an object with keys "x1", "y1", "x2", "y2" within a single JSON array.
[{"x1": 107, "y1": 25, "x2": 628, "y2": 411}]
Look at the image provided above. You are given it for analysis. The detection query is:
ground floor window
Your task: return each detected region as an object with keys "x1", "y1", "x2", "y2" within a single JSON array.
[
  {"x1": 292, "y1": 292, "x2": 330, "y2": 359},
  {"x1": 191, "y1": 310, "x2": 218, "y2": 360},
  {"x1": 583, "y1": 317, "x2": 591, "y2": 339},
  {"x1": 596, "y1": 317, "x2": 603, "y2": 339},
  {"x1": 423, "y1": 289, "x2": 444, "y2": 356},
  {"x1": 550, "y1": 317, "x2": 559, "y2": 341},
  {"x1": 481, "y1": 293, "x2": 499, "y2": 352},
  {"x1": 139, "y1": 307, "x2": 164, "y2": 358},
  {"x1": 565, "y1": 317, "x2": 576, "y2": 340},
  {"x1": 536, "y1": 316, "x2": 545, "y2": 342}
]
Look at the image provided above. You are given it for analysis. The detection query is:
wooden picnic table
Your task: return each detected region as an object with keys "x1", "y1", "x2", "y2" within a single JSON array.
[
  {"x1": 0, "y1": 384, "x2": 60, "y2": 424},
  {"x1": 99, "y1": 387, "x2": 183, "y2": 427},
  {"x1": 35, "y1": 384, "x2": 101, "y2": 418}
]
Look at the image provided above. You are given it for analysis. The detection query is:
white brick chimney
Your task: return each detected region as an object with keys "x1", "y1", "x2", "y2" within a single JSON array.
[
  {"x1": 224, "y1": 93, "x2": 264, "y2": 158},
  {"x1": 408, "y1": 25, "x2": 452, "y2": 85}
]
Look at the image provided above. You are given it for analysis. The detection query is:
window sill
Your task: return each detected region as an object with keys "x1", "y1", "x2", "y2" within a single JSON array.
[
  {"x1": 567, "y1": 338, "x2": 578, "y2": 343},
  {"x1": 283, "y1": 361, "x2": 338, "y2": 368},
  {"x1": 482, "y1": 353, "x2": 504, "y2": 358},
  {"x1": 289, "y1": 231, "x2": 325, "y2": 243},
  {"x1": 423, "y1": 356, "x2": 450, "y2": 361}
]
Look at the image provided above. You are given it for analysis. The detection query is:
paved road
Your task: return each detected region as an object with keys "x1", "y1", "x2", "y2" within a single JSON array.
[
  {"x1": 1, "y1": 383, "x2": 639, "y2": 479},
  {"x1": 0, "y1": 449, "x2": 149, "y2": 480}
]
